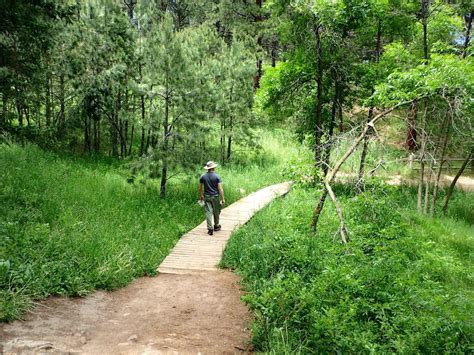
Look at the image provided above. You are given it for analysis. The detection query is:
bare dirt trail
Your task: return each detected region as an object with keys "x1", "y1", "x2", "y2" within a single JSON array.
[
  {"x1": 1, "y1": 183, "x2": 292, "y2": 354},
  {"x1": 1, "y1": 272, "x2": 251, "y2": 354},
  {"x1": 336, "y1": 172, "x2": 474, "y2": 192}
]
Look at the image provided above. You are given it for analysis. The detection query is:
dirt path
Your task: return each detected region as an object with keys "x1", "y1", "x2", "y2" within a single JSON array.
[
  {"x1": 1, "y1": 272, "x2": 251, "y2": 354},
  {"x1": 1, "y1": 183, "x2": 291, "y2": 354},
  {"x1": 336, "y1": 173, "x2": 474, "y2": 192}
]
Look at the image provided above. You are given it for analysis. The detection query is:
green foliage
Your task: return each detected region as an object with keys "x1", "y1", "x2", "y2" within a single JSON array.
[
  {"x1": 281, "y1": 157, "x2": 322, "y2": 188},
  {"x1": 222, "y1": 185, "x2": 474, "y2": 353},
  {"x1": 373, "y1": 54, "x2": 474, "y2": 106}
]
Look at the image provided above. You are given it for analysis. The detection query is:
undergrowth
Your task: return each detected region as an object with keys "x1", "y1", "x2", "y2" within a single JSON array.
[
  {"x1": 0, "y1": 130, "x2": 300, "y2": 321},
  {"x1": 222, "y1": 182, "x2": 473, "y2": 353}
]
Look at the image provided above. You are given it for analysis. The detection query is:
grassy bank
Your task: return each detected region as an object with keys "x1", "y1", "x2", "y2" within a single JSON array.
[
  {"x1": 0, "y1": 130, "x2": 301, "y2": 321},
  {"x1": 222, "y1": 183, "x2": 473, "y2": 353}
]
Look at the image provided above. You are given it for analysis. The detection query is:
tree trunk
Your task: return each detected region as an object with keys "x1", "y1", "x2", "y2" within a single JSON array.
[
  {"x1": 45, "y1": 73, "x2": 52, "y2": 127},
  {"x1": 312, "y1": 189, "x2": 328, "y2": 229},
  {"x1": 357, "y1": 107, "x2": 374, "y2": 190},
  {"x1": 1, "y1": 93, "x2": 7, "y2": 128},
  {"x1": 122, "y1": 119, "x2": 128, "y2": 158},
  {"x1": 140, "y1": 93, "x2": 146, "y2": 155},
  {"x1": 140, "y1": 127, "x2": 146, "y2": 155},
  {"x1": 462, "y1": 11, "x2": 473, "y2": 58},
  {"x1": 16, "y1": 98, "x2": 23, "y2": 127},
  {"x1": 111, "y1": 116, "x2": 119, "y2": 158},
  {"x1": 429, "y1": 114, "x2": 450, "y2": 216},
  {"x1": 220, "y1": 116, "x2": 226, "y2": 165},
  {"x1": 129, "y1": 123, "x2": 134, "y2": 156},
  {"x1": 253, "y1": 0, "x2": 263, "y2": 89},
  {"x1": 322, "y1": 80, "x2": 339, "y2": 177},
  {"x1": 93, "y1": 118, "x2": 100, "y2": 153},
  {"x1": 227, "y1": 115, "x2": 233, "y2": 161},
  {"x1": 406, "y1": 101, "x2": 418, "y2": 150},
  {"x1": 84, "y1": 116, "x2": 91, "y2": 153},
  {"x1": 145, "y1": 128, "x2": 151, "y2": 152},
  {"x1": 314, "y1": 24, "x2": 324, "y2": 169},
  {"x1": 421, "y1": 0, "x2": 429, "y2": 62},
  {"x1": 442, "y1": 150, "x2": 472, "y2": 213},
  {"x1": 160, "y1": 93, "x2": 169, "y2": 198},
  {"x1": 25, "y1": 106, "x2": 30, "y2": 126},
  {"x1": 338, "y1": 88, "x2": 343, "y2": 132},
  {"x1": 357, "y1": 20, "x2": 382, "y2": 190},
  {"x1": 423, "y1": 160, "x2": 434, "y2": 214},
  {"x1": 417, "y1": 106, "x2": 427, "y2": 212},
  {"x1": 424, "y1": 112, "x2": 448, "y2": 213},
  {"x1": 58, "y1": 73, "x2": 65, "y2": 138}
]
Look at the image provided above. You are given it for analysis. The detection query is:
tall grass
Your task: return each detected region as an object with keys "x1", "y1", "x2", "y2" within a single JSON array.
[
  {"x1": 0, "y1": 129, "x2": 300, "y2": 321},
  {"x1": 222, "y1": 183, "x2": 473, "y2": 353}
]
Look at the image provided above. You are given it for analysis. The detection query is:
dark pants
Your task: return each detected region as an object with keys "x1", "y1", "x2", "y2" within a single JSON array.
[{"x1": 204, "y1": 195, "x2": 220, "y2": 230}]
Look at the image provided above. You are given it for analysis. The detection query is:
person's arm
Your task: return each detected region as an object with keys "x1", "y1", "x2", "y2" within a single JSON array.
[
  {"x1": 218, "y1": 182, "x2": 225, "y2": 205},
  {"x1": 199, "y1": 183, "x2": 204, "y2": 201}
]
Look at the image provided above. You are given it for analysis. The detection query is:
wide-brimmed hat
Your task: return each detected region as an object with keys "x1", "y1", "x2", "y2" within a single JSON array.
[{"x1": 203, "y1": 161, "x2": 218, "y2": 170}]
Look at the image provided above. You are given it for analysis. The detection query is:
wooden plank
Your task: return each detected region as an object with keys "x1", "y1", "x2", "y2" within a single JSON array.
[{"x1": 157, "y1": 182, "x2": 291, "y2": 274}]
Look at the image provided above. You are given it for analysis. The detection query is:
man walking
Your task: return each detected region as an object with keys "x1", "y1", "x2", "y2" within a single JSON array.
[{"x1": 199, "y1": 161, "x2": 225, "y2": 235}]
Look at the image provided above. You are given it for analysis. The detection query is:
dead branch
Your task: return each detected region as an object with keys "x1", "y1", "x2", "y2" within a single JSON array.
[{"x1": 312, "y1": 99, "x2": 418, "y2": 243}]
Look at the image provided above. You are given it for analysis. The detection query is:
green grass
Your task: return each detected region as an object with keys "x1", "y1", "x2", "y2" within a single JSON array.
[
  {"x1": 0, "y1": 129, "x2": 301, "y2": 321},
  {"x1": 221, "y1": 182, "x2": 474, "y2": 353}
]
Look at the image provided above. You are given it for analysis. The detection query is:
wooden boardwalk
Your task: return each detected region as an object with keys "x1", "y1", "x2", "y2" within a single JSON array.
[{"x1": 158, "y1": 182, "x2": 291, "y2": 274}]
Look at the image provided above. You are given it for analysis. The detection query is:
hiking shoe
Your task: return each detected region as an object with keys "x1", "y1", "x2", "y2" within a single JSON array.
[
  {"x1": 207, "y1": 229, "x2": 214, "y2": 236},
  {"x1": 214, "y1": 225, "x2": 221, "y2": 231}
]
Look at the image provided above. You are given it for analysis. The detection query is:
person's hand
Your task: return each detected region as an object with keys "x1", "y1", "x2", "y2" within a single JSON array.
[
  {"x1": 220, "y1": 199, "x2": 225, "y2": 206},
  {"x1": 200, "y1": 196, "x2": 204, "y2": 202}
]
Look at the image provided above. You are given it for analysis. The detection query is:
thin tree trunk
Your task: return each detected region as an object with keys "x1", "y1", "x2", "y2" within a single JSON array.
[
  {"x1": 323, "y1": 80, "x2": 339, "y2": 177},
  {"x1": 357, "y1": 107, "x2": 374, "y2": 190},
  {"x1": 84, "y1": 116, "x2": 91, "y2": 153},
  {"x1": 271, "y1": 47, "x2": 276, "y2": 67},
  {"x1": 462, "y1": 11, "x2": 473, "y2": 58},
  {"x1": 160, "y1": 93, "x2": 169, "y2": 198},
  {"x1": 111, "y1": 114, "x2": 118, "y2": 158},
  {"x1": 421, "y1": 0, "x2": 429, "y2": 62},
  {"x1": 424, "y1": 113, "x2": 449, "y2": 213},
  {"x1": 58, "y1": 73, "x2": 65, "y2": 138},
  {"x1": 417, "y1": 106, "x2": 427, "y2": 212},
  {"x1": 25, "y1": 106, "x2": 30, "y2": 126},
  {"x1": 16, "y1": 99, "x2": 23, "y2": 127},
  {"x1": 45, "y1": 73, "x2": 52, "y2": 127},
  {"x1": 356, "y1": 20, "x2": 382, "y2": 190},
  {"x1": 93, "y1": 118, "x2": 100, "y2": 153},
  {"x1": 337, "y1": 89, "x2": 343, "y2": 132},
  {"x1": 430, "y1": 113, "x2": 451, "y2": 216},
  {"x1": 140, "y1": 127, "x2": 146, "y2": 155},
  {"x1": 227, "y1": 115, "x2": 233, "y2": 161},
  {"x1": 442, "y1": 150, "x2": 473, "y2": 213},
  {"x1": 253, "y1": 0, "x2": 263, "y2": 89},
  {"x1": 140, "y1": 94, "x2": 146, "y2": 155},
  {"x1": 122, "y1": 119, "x2": 128, "y2": 158},
  {"x1": 406, "y1": 101, "x2": 418, "y2": 150},
  {"x1": 1, "y1": 93, "x2": 7, "y2": 128},
  {"x1": 145, "y1": 129, "x2": 151, "y2": 152},
  {"x1": 129, "y1": 123, "x2": 134, "y2": 156},
  {"x1": 314, "y1": 24, "x2": 324, "y2": 169}
]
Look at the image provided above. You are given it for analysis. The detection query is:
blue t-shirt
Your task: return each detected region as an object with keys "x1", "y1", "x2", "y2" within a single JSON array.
[{"x1": 199, "y1": 172, "x2": 221, "y2": 196}]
